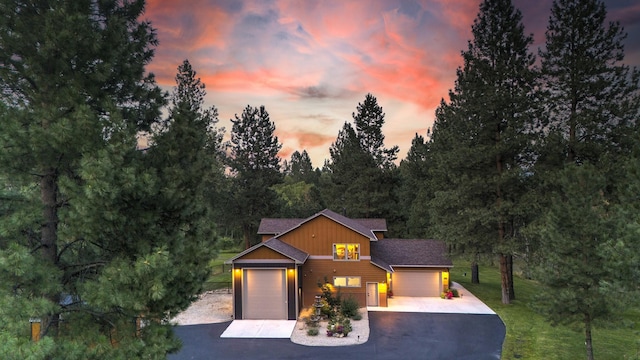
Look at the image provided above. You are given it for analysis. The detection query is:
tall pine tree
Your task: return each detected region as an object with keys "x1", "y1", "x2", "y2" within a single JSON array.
[
  {"x1": 429, "y1": 0, "x2": 536, "y2": 303},
  {"x1": 0, "y1": 2, "x2": 216, "y2": 358},
  {"x1": 226, "y1": 105, "x2": 283, "y2": 249}
]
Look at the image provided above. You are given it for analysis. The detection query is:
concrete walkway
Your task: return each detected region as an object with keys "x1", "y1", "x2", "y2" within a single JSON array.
[
  {"x1": 220, "y1": 319, "x2": 297, "y2": 338},
  {"x1": 368, "y1": 282, "x2": 495, "y2": 314}
]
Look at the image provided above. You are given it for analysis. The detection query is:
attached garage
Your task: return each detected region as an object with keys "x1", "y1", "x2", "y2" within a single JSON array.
[
  {"x1": 242, "y1": 269, "x2": 287, "y2": 319},
  {"x1": 392, "y1": 269, "x2": 442, "y2": 297}
]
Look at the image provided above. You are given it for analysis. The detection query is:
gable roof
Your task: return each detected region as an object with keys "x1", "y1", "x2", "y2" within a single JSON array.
[
  {"x1": 225, "y1": 238, "x2": 309, "y2": 264},
  {"x1": 258, "y1": 210, "x2": 387, "y2": 237},
  {"x1": 370, "y1": 239, "x2": 452, "y2": 268},
  {"x1": 258, "y1": 218, "x2": 304, "y2": 235},
  {"x1": 272, "y1": 209, "x2": 379, "y2": 241}
]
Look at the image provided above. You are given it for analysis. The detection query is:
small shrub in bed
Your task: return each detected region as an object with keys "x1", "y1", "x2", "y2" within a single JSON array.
[{"x1": 307, "y1": 327, "x2": 319, "y2": 336}]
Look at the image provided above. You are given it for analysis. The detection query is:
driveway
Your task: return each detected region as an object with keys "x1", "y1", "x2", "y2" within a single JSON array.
[{"x1": 168, "y1": 312, "x2": 505, "y2": 360}]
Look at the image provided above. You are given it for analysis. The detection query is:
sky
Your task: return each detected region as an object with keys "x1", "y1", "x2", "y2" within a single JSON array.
[{"x1": 144, "y1": 0, "x2": 640, "y2": 168}]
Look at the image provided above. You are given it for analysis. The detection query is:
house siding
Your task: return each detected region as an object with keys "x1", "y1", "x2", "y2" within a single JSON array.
[
  {"x1": 277, "y1": 216, "x2": 372, "y2": 256},
  {"x1": 299, "y1": 258, "x2": 387, "y2": 308},
  {"x1": 236, "y1": 246, "x2": 290, "y2": 260}
]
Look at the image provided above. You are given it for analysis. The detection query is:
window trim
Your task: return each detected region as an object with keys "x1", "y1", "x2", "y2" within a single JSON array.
[
  {"x1": 333, "y1": 276, "x2": 362, "y2": 288},
  {"x1": 332, "y1": 243, "x2": 360, "y2": 261}
]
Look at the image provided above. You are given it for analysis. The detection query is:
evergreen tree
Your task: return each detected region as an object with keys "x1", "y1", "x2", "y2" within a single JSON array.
[
  {"x1": 428, "y1": 0, "x2": 536, "y2": 303},
  {"x1": 0, "y1": 2, "x2": 215, "y2": 358},
  {"x1": 534, "y1": 165, "x2": 619, "y2": 360},
  {"x1": 352, "y1": 93, "x2": 399, "y2": 168},
  {"x1": 538, "y1": 0, "x2": 640, "y2": 169},
  {"x1": 397, "y1": 133, "x2": 432, "y2": 238},
  {"x1": 226, "y1": 105, "x2": 283, "y2": 248},
  {"x1": 275, "y1": 150, "x2": 323, "y2": 217}
]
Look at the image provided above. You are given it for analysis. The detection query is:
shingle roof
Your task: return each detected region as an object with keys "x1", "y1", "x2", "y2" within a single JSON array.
[
  {"x1": 258, "y1": 209, "x2": 385, "y2": 241},
  {"x1": 370, "y1": 239, "x2": 453, "y2": 268},
  {"x1": 354, "y1": 218, "x2": 387, "y2": 231},
  {"x1": 225, "y1": 237, "x2": 309, "y2": 264},
  {"x1": 258, "y1": 218, "x2": 303, "y2": 235}
]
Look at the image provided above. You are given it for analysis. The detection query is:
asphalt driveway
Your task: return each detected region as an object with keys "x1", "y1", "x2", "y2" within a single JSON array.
[{"x1": 168, "y1": 312, "x2": 505, "y2": 360}]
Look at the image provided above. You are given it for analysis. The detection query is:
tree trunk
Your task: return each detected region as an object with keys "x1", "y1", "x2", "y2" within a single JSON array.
[
  {"x1": 507, "y1": 254, "x2": 515, "y2": 300},
  {"x1": 243, "y1": 225, "x2": 251, "y2": 250},
  {"x1": 40, "y1": 168, "x2": 60, "y2": 337},
  {"x1": 499, "y1": 253, "x2": 511, "y2": 304},
  {"x1": 585, "y1": 313, "x2": 594, "y2": 360},
  {"x1": 471, "y1": 261, "x2": 480, "y2": 284}
]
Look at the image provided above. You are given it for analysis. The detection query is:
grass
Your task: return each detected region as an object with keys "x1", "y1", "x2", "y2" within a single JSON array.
[
  {"x1": 202, "y1": 250, "x2": 237, "y2": 292},
  {"x1": 451, "y1": 260, "x2": 640, "y2": 360}
]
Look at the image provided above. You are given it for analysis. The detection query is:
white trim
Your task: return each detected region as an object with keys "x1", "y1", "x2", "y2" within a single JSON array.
[{"x1": 234, "y1": 259, "x2": 294, "y2": 264}]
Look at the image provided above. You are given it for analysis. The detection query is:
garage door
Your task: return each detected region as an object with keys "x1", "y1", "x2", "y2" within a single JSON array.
[
  {"x1": 393, "y1": 270, "x2": 441, "y2": 297},
  {"x1": 243, "y1": 269, "x2": 287, "y2": 319}
]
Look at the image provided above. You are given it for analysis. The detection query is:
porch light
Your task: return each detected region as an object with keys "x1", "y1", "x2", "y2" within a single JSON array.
[{"x1": 30, "y1": 318, "x2": 41, "y2": 342}]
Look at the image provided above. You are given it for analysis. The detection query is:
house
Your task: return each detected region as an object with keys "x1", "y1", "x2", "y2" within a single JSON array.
[{"x1": 225, "y1": 209, "x2": 452, "y2": 320}]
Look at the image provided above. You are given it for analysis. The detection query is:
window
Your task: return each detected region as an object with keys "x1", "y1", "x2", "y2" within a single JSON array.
[
  {"x1": 333, "y1": 276, "x2": 361, "y2": 288},
  {"x1": 333, "y1": 243, "x2": 359, "y2": 260}
]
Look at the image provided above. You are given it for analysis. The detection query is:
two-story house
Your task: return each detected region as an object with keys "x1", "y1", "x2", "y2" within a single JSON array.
[{"x1": 225, "y1": 209, "x2": 452, "y2": 320}]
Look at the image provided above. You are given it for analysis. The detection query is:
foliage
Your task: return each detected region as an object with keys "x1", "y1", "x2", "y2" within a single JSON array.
[
  {"x1": 323, "y1": 95, "x2": 401, "y2": 224},
  {"x1": 0, "y1": 2, "x2": 217, "y2": 358},
  {"x1": 327, "y1": 315, "x2": 352, "y2": 337},
  {"x1": 428, "y1": 0, "x2": 536, "y2": 303},
  {"x1": 306, "y1": 327, "x2": 319, "y2": 336},
  {"x1": 340, "y1": 296, "x2": 360, "y2": 319},
  {"x1": 452, "y1": 259, "x2": 640, "y2": 360},
  {"x1": 225, "y1": 105, "x2": 283, "y2": 248},
  {"x1": 317, "y1": 280, "x2": 341, "y2": 319}
]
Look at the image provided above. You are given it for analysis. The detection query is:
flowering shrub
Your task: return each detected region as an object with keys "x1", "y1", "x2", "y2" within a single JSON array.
[{"x1": 326, "y1": 315, "x2": 352, "y2": 337}]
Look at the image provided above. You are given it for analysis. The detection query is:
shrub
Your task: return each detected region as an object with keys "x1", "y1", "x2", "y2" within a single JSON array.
[
  {"x1": 451, "y1": 288, "x2": 459, "y2": 297},
  {"x1": 307, "y1": 327, "x2": 319, "y2": 336},
  {"x1": 352, "y1": 312, "x2": 362, "y2": 321},
  {"x1": 341, "y1": 296, "x2": 359, "y2": 318}
]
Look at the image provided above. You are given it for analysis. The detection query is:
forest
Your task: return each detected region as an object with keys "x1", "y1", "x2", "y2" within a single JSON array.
[{"x1": 0, "y1": 0, "x2": 638, "y2": 359}]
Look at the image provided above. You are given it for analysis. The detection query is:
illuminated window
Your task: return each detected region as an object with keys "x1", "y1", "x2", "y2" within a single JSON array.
[
  {"x1": 333, "y1": 276, "x2": 361, "y2": 288},
  {"x1": 333, "y1": 243, "x2": 359, "y2": 260}
]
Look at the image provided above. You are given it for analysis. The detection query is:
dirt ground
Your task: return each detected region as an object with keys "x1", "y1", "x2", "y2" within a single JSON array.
[{"x1": 171, "y1": 289, "x2": 233, "y2": 325}]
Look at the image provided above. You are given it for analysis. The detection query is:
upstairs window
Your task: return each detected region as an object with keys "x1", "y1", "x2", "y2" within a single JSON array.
[{"x1": 333, "y1": 243, "x2": 359, "y2": 261}]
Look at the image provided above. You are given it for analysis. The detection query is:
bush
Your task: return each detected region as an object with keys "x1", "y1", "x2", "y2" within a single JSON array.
[
  {"x1": 307, "y1": 327, "x2": 319, "y2": 336},
  {"x1": 352, "y1": 312, "x2": 362, "y2": 321},
  {"x1": 341, "y1": 296, "x2": 360, "y2": 318},
  {"x1": 451, "y1": 288, "x2": 459, "y2": 297}
]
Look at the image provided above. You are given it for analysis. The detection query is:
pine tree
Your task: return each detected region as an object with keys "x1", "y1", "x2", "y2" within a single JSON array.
[
  {"x1": 226, "y1": 105, "x2": 283, "y2": 248},
  {"x1": 428, "y1": 0, "x2": 536, "y2": 303},
  {"x1": 352, "y1": 93, "x2": 399, "y2": 169},
  {"x1": 538, "y1": 0, "x2": 640, "y2": 169},
  {"x1": 0, "y1": 2, "x2": 212, "y2": 358},
  {"x1": 535, "y1": 165, "x2": 619, "y2": 360},
  {"x1": 397, "y1": 133, "x2": 433, "y2": 238}
]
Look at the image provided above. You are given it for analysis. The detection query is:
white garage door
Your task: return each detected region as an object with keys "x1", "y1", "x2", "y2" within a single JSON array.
[
  {"x1": 393, "y1": 270, "x2": 441, "y2": 297},
  {"x1": 243, "y1": 269, "x2": 287, "y2": 319}
]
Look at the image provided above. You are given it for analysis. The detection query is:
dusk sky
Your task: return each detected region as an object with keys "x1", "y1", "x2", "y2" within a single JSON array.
[{"x1": 144, "y1": 0, "x2": 640, "y2": 168}]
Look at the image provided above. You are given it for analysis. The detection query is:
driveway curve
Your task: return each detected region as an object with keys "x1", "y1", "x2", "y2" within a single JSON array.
[{"x1": 169, "y1": 312, "x2": 505, "y2": 360}]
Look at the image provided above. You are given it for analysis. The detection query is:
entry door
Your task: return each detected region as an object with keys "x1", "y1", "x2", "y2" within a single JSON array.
[{"x1": 366, "y1": 283, "x2": 378, "y2": 306}]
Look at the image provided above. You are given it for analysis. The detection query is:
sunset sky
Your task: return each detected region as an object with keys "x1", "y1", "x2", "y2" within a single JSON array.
[{"x1": 144, "y1": 0, "x2": 640, "y2": 168}]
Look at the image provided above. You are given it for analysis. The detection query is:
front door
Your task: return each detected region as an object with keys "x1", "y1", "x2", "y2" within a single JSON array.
[{"x1": 366, "y1": 282, "x2": 378, "y2": 306}]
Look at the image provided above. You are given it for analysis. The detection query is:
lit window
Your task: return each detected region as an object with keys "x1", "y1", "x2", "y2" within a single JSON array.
[
  {"x1": 333, "y1": 276, "x2": 361, "y2": 288},
  {"x1": 333, "y1": 243, "x2": 359, "y2": 260}
]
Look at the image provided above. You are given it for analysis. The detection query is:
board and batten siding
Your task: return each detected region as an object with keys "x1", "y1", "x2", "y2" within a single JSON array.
[
  {"x1": 299, "y1": 258, "x2": 387, "y2": 308},
  {"x1": 236, "y1": 246, "x2": 290, "y2": 261},
  {"x1": 277, "y1": 216, "x2": 372, "y2": 256}
]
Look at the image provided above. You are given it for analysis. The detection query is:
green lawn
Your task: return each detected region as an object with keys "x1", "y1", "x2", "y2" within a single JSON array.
[
  {"x1": 451, "y1": 260, "x2": 640, "y2": 360},
  {"x1": 202, "y1": 251, "x2": 237, "y2": 292}
]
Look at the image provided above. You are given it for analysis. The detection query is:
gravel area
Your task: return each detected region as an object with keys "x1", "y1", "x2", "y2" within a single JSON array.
[
  {"x1": 172, "y1": 291, "x2": 370, "y2": 346},
  {"x1": 290, "y1": 307, "x2": 369, "y2": 346},
  {"x1": 171, "y1": 289, "x2": 234, "y2": 325}
]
